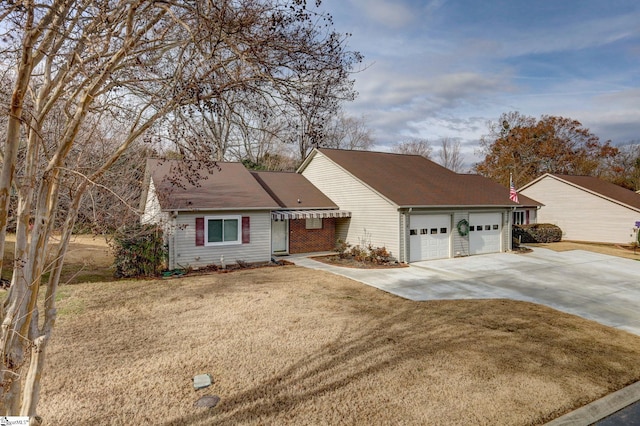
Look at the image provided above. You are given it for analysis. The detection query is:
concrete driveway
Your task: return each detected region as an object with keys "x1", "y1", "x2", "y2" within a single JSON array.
[{"x1": 290, "y1": 248, "x2": 640, "y2": 336}]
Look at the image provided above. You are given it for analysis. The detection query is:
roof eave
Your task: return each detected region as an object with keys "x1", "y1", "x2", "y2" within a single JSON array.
[
  {"x1": 518, "y1": 173, "x2": 552, "y2": 192},
  {"x1": 397, "y1": 204, "x2": 522, "y2": 209},
  {"x1": 296, "y1": 148, "x2": 319, "y2": 174},
  {"x1": 274, "y1": 206, "x2": 339, "y2": 210},
  {"x1": 526, "y1": 174, "x2": 640, "y2": 213},
  {"x1": 163, "y1": 206, "x2": 279, "y2": 213}
]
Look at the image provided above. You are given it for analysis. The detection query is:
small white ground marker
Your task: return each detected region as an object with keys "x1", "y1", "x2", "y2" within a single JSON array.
[{"x1": 193, "y1": 373, "x2": 212, "y2": 390}]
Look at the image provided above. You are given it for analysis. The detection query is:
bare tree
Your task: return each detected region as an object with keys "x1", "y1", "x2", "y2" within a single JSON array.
[
  {"x1": 0, "y1": 0, "x2": 361, "y2": 418},
  {"x1": 171, "y1": 100, "x2": 240, "y2": 162},
  {"x1": 216, "y1": 92, "x2": 290, "y2": 165},
  {"x1": 391, "y1": 138, "x2": 433, "y2": 159},
  {"x1": 322, "y1": 113, "x2": 374, "y2": 151},
  {"x1": 437, "y1": 137, "x2": 464, "y2": 172},
  {"x1": 284, "y1": 65, "x2": 360, "y2": 161}
]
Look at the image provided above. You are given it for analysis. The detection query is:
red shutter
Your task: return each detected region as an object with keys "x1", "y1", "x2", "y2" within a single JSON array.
[
  {"x1": 242, "y1": 216, "x2": 250, "y2": 244},
  {"x1": 525, "y1": 210, "x2": 530, "y2": 225},
  {"x1": 195, "y1": 217, "x2": 204, "y2": 246}
]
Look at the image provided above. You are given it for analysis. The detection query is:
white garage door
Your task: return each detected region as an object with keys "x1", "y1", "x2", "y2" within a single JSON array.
[
  {"x1": 409, "y1": 215, "x2": 451, "y2": 261},
  {"x1": 469, "y1": 212, "x2": 502, "y2": 255}
]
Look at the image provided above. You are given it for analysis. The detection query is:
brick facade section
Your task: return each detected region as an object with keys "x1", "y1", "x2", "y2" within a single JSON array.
[{"x1": 289, "y1": 218, "x2": 336, "y2": 254}]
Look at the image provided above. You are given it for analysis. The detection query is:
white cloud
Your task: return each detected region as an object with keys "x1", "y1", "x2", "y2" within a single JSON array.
[
  {"x1": 331, "y1": 0, "x2": 640, "y2": 154},
  {"x1": 354, "y1": 61, "x2": 506, "y2": 105},
  {"x1": 351, "y1": 0, "x2": 415, "y2": 29}
]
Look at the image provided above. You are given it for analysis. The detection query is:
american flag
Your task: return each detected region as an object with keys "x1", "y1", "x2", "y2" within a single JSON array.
[{"x1": 509, "y1": 174, "x2": 519, "y2": 203}]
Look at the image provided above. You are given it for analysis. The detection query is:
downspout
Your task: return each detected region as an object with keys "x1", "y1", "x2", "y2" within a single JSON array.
[
  {"x1": 405, "y1": 208, "x2": 412, "y2": 263},
  {"x1": 510, "y1": 206, "x2": 516, "y2": 251},
  {"x1": 170, "y1": 211, "x2": 178, "y2": 270}
]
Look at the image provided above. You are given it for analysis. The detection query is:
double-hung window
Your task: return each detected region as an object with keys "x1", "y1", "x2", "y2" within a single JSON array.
[{"x1": 205, "y1": 215, "x2": 241, "y2": 245}]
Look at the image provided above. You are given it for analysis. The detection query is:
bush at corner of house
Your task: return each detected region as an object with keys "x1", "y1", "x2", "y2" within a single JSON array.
[
  {"x1": 112, "y1": 224, "x2": 167, "y2": 278},
  {"x1": 349, "y1": 244, "x2": 368, "y2": 262},
  {"x1": 513, "y1": 223, "x2": 562, "y2": 243},
  {"x1": 368, "y1": 245, "x2": 395, "y2": 264},
  {"x1": 334, "y1": 239, "x2": 351, "y2": 259}
]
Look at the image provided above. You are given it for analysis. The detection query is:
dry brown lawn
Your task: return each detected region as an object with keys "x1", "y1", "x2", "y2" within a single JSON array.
[
  {"x1": 529, "y1": 240, "x2": 640, "y2": 261},
  {"x1": 2, "y1": 234, "x2": 113, "y2": 284},
  {"x1": 37, "y1": 264, "x2": 640, "y2": 425}
]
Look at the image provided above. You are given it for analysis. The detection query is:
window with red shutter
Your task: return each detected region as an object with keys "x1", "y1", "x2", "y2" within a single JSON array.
[
  {"x1": 242, "y1": 216, "x2": 250, "y2": 244},
  {"x1": 195, "y1": 217, "x2": 204, "y2": 246}
]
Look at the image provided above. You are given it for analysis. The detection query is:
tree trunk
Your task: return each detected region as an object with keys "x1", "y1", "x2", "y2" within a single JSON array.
[
  {"x1": 20, "y1": 183, "x2": 82, "y2": 416},
  {"x1": 0, "y1": 15, "x2": 36, "y2": 278},
  {"x1": 0, "y1": 7, "x2": 38, "y2": 411},
  {"x1": 0, "y1": 177, "x2": 57, "y2": 415}
]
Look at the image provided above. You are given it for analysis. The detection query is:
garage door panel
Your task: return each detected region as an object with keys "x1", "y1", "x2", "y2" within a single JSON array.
[
  {"x1": 409, "y1": 215, "x2": 451, "y2": 261},
  {"x1": 469, "y1": 213, "x2": 502, "y2": 255}
]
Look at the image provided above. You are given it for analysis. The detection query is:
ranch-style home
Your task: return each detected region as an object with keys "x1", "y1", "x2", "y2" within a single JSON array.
[
  {"x1": 519, "y1": 173, "x2": 640, "y2": 244},
  {"x1": 299, "y1": 148, "x2": 541, "y2": 263},
  {"x1": 140, "y1": 150, "x2": 542, "y2": 269},
  {"x1": 140, "y1": 159, "x2": 350, "y2": 270}
]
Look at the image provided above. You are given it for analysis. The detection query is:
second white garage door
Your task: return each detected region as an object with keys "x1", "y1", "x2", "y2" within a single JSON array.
[
  {"x1": 469, "y1": 212, "x2": 502, "y2": 255},
  {"x1": 409, "y1": 214, "x2": 451, "y2": 261}
]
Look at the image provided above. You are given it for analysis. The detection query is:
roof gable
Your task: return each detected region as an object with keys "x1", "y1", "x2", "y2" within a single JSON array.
[
  {"x1": 250, "y1": 171, "x2": 337, "y2": 209},
  {"x1": 311, "y1": 148, "x2": 538, "y2": 207},
  {"x1": 146, "y1": 159, "x2": 279, "y2": 211},
  {"x1": 525, "y1": 173, "x2": 640, "y2": 211}
]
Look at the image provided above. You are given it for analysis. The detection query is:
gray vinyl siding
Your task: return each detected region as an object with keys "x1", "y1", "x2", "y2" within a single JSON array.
[
  {"x1": 502, "y1": 210, "x2": 511, "y2": 251},
  {"x1": 171, "y1": 210, "x2": 272, "y2": 269},
  {"x1": 452, "y1": 211, "x2": 470, "y2": 257},
  {"x1": 399, "y1": 212, "x2": 408, "y2": 262},
  {"x1": 302, "y1": 152, "x2": 401, "y2": 258},
  {"x1": 521, "y1": 177, "x2": 640, "y2": 244}
]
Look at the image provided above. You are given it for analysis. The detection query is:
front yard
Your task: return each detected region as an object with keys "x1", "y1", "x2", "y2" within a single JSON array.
[
  {"x1": 38, "y1": 263, "x2": 640, "y2": 425},
  {"x1": 529, "y1": 240, "x2": 640, "y2": 260}
]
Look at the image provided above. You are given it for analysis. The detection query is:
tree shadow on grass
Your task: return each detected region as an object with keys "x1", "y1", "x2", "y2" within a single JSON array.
[
  {"x1": 160, "y1": 305, "x2": 477, "y2": 426},
  {"x1": 155, "y1": 298, "x2": 640, "y2": 426}
]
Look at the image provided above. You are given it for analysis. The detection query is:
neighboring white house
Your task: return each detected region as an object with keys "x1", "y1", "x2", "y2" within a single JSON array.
[
  {"x1": 298, "y1": 148, "x2": 542, "y2": 262},
  {"x1": 519, "y1": 173, "x2": 640, "y2": 244}
]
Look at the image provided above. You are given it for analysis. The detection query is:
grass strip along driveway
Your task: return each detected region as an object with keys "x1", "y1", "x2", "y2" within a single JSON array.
[{"x1": 39, "y1": 264, "x2": 640, "y2": 425}]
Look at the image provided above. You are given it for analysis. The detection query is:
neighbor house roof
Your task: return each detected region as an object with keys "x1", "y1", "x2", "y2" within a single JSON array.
[
  {"x1": 250, "y1": 171, "x2": 338, "y2": 209},
  {"x1": 144, "y1": 159, "x2": 279, "y2": 211},
  {"x1": 520, "y1": 173, "x2": 640, "y2": 211},
  {"x1": 300, "y1": 148, "x2": 542, "y2": 208}
]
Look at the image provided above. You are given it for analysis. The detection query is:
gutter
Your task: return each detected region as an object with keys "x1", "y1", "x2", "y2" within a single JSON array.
[
  {"x1": 397, "y1": 204, "x2": 521, "y2": 209},
  {"x1": 163, "y1": 206, "x2": 280, "y2": 213}
]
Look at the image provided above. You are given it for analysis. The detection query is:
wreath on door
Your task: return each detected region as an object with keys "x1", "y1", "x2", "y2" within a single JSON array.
[{"x1": 456, "y1": 219, "x2": 470, "y2": 237}]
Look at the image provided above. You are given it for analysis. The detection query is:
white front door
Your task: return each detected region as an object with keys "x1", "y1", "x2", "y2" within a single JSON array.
[
  {"x1": 271, "y1": 219, "x2": 288, "y2": 253},
  {"x1": 409, "y1": 214, "x2": 451, "y2": 261},
  {"x1": 469, "y1": 212, "x2": 502, "y2": 255}
]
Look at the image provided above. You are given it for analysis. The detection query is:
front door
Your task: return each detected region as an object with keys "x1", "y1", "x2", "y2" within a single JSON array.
[{"x1": 271, "y1": 219, "x2": 288, "y2": 253}]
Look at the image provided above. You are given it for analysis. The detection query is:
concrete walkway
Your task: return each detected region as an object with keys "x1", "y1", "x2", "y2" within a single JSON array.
[
  {"x1": 290, "y1": 247, "x2": 640, "y2": 335},
  {"x1": 290, "y1": 248, "x2": 640, "y2": 425}
]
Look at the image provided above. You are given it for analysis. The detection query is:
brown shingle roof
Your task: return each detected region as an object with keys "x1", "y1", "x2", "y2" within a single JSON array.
[
  {"x1": 147, "y1": 159, "x2": 279, "y2": 211},
  {"x1": 250, "y1": 171, "x2": 338, "y2": 209},
  {"x1": 315, "y1": 148, "x2": 541, "y2": 207},
  {"x1": 548, "y1": 174, "x2": 640, "y2": 210}
]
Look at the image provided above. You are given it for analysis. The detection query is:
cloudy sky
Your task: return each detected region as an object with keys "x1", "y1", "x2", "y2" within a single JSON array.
[{"x1": 319, "y1": 0, "x2": 640, "y2": 164}]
